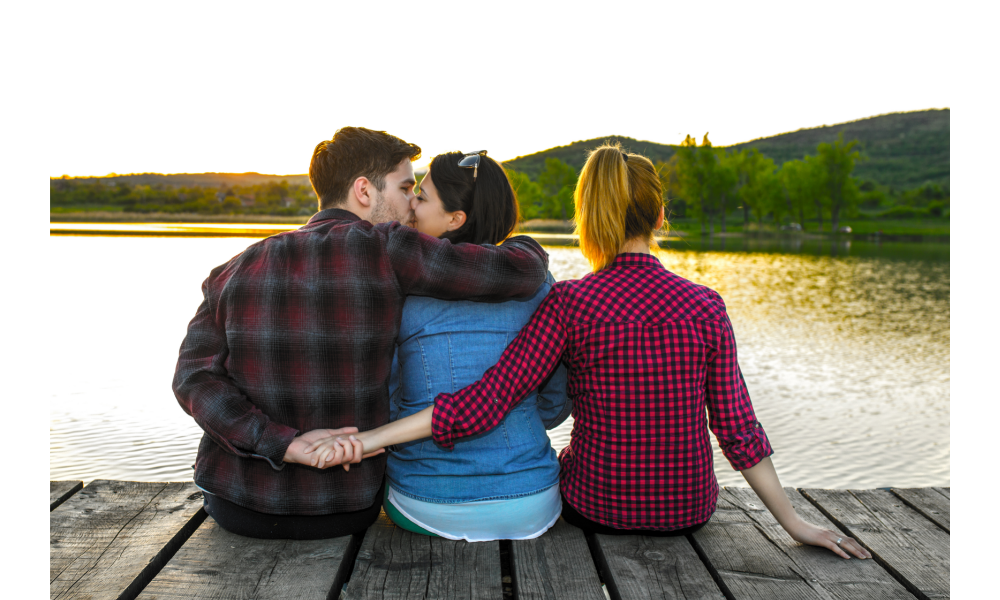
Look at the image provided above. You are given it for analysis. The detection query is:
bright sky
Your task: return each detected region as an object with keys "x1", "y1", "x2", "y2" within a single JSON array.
[{"x1": 44, "y1": 1, "x2": 952, "y2": 176}]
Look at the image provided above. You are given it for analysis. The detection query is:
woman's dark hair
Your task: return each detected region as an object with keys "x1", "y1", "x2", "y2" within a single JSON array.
[{"x1": 428, "y1": 152, "x2": 519, "y2": 245}]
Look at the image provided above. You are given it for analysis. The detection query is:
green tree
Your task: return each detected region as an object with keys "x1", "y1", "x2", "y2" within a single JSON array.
[
  {"x1": 815, "y1": 133, "x2": 863, "y2": 231},
  {"x1": 676, "y1": 134, "x2": 714, "y2": 234},
  {"x1": 507, "y1": 170, "x2": 545, "y2": 221},
  {"x1": 778, "y1": 158, "x2": 822, "y2": 230},
  {"x1": 537, "y1": 158, "x2": 577, "y2": 220},
  {"x1": 734, "y1": 149, "x2": 778, "y2": 227},
  {"x1": 708, "y1": 151, "x2": 738, "y2": 233}
]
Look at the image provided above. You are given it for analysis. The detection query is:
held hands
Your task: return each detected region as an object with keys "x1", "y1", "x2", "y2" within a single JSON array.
[
  {"x1": 302, "y1": 431, "x2": 383, "y2": 469},
  {"x1": 283, "y1": 428, "x2": 384, "y2": 471}
]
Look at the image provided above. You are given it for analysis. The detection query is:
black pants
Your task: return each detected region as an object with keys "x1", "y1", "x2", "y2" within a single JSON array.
[
  {"x1": 203, "y1": 482, "x2": 384, "y2": 540},
  {"x1": 561, "y1": 497, "x2": 709, "y2": 537}
]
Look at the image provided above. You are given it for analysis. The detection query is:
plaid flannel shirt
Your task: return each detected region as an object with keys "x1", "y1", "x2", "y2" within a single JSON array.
[
  {"x1": 433, "y1": 253, "x2": 772, "y2": 531},
  {"x1": 173, "y1": 208, "x2": 548, "y2": 515}
]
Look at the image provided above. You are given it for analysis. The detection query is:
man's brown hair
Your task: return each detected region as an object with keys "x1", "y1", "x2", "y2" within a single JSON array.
[{"x1": 309, "y1": 127, "x2": 422, "y2": 209}]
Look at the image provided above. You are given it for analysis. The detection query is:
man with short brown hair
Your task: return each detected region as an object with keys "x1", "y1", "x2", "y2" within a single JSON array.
[{"x1": 173, "y1": 127, "x2": 548, "y2": 539}]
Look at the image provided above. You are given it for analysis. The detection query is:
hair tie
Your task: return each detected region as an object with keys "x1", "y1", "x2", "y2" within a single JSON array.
[{"x1": 621, "y1": 152, "x2": 629, "y2": 162}]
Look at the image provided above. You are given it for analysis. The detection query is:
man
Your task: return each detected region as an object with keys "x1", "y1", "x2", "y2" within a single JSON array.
[{"x1": 173, "y1": 127, "x2": 549, "y2": 539}]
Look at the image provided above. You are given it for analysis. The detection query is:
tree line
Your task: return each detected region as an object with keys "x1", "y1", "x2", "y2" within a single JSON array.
[
  {"x1": 506, "y1": 132, "x2": 949, "y2": 231},
  {"x1": 52, "y1": 135, "x2": 949, "y2": 230},
  {"x1": 50, "y1": 178, "x2": 318, "y2": 216}
]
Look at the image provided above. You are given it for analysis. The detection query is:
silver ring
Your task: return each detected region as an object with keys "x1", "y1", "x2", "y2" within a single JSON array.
[{"x1": 835, "y1": 537, "x2": 843, "y2": 545}]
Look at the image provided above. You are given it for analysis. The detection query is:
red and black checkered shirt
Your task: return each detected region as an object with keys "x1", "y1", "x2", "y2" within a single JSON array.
[
  {"x1": 433, "y1": 253, "x2": 772, "y2": 531},
  {"x1": 173, "y1": 208, "x2": 549, "y2": 515}
]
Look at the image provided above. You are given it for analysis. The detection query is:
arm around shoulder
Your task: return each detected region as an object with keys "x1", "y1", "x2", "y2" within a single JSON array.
[{"x1": 384, "y1": 224, "x2": 549, "y2": 301}]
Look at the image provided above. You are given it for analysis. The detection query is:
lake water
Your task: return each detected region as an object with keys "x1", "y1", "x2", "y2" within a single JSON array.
[{"x1": 48, "y1": 234, "x2": 949, "y2": 489}]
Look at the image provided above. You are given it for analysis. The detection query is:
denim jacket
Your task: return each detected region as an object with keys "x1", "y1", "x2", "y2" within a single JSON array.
[{"x1": 387, "y1": 272, "x2": 571, "y2": 503}]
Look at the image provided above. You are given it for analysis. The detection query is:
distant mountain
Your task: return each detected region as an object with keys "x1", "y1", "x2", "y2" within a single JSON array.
[
  {"x1": 54, "y1": 172, "x2": 311, "y2": 188},
  {"x1": 503, "y1": 109, "x2": 949, "y2": 191}
]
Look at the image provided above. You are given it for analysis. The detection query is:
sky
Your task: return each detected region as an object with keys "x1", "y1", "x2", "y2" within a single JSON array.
[{"x1": 37, "y1": 1, "x2": 956, "y2": 177}]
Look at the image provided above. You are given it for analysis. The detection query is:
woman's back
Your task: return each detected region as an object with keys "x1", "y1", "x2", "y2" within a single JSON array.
[
  {"x1": 433, "y1": 253, "x2": 772, "y2": 531},
  {"x1": 387, "y1": 272, "x2": 570, "y2": 504}
]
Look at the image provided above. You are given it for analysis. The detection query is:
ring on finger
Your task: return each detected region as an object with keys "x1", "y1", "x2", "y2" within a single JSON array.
[{"x1": 835, "y1": 537, "x2": 843, "y2": 545}]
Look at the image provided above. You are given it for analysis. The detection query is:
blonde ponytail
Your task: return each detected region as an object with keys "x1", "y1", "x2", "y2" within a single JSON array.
[{"x1": 574, "y1": 143, "x2": 665, "y2": 271}]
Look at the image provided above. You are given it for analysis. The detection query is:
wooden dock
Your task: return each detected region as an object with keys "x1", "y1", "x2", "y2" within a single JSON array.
[{"x1": 49, "y1": 480, "x2": 949, "y2": 599}]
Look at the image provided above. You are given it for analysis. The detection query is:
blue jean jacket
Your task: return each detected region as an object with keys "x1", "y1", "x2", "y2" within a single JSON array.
[{"x1": 387, "y1": 272, "x2": 571, "y2": 503}]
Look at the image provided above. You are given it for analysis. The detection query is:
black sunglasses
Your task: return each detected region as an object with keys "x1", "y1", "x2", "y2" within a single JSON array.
[{"x1": 458, "y1": 150, "x2": 488, "y2": 180}]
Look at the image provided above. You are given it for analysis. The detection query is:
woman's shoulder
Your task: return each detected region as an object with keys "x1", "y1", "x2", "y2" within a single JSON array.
[{"x1": 554, "y1": 262, "x2": 729, "y2": 322}]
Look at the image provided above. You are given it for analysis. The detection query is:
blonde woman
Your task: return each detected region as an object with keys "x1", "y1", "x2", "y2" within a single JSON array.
[{"x1": 309, "y1": 144, "x2": 870, "y2": 558}]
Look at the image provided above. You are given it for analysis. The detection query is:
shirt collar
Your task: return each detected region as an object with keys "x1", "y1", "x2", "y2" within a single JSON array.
[
  {"x1": 307, "y1": 208, "x2": 362, "y2": 225},
  {"x1": 610, "y1": 252, "x2": 663, "y2": 269}
]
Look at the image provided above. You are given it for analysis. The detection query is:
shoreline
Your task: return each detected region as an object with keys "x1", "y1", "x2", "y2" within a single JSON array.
[{"x1": 49, "y1": 218, "x2": 949, "y2": 244}]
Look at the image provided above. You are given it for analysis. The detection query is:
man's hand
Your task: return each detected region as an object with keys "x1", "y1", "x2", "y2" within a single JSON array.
[{"x1": 284, "y1": 428, "x2": 363, "y2": 470}]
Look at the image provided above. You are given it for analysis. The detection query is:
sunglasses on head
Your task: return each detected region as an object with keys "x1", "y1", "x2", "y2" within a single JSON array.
[{"x1": 458, "y1": 150, "x2": 488, "y2": 180}]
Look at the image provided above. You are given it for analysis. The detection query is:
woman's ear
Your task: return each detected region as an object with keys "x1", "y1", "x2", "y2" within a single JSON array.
[
  {"x1": 446, "y1": 210, "x2": 467, "y2": 232},
  {"x1": 655, "y1": 205, "x2": 665, "y2": 230}
]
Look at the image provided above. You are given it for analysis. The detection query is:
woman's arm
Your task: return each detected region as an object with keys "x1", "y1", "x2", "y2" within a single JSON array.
[
  {"x1": 431, "y1": 286, "x2": 570, "y2": 449},
  {"x1": 304, "y1": 407, "x2": 433, "y2": 462},
  {"x1": 741, "y1": 457, "x2": 871, "y2": 559}
]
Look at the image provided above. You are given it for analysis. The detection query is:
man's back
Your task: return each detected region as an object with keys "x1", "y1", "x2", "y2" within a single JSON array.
[{"x1": 174, "y1": 208, "x2": 548, "y2": 515}]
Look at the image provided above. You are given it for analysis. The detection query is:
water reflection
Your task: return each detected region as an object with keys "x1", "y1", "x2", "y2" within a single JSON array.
[{"x1": 48, "y1": 237, "x2": 949, "y2": 489}]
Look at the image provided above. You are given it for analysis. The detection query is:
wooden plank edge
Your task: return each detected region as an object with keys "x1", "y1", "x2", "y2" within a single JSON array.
[
  {"x1": 889, "y1": 489, "x2": 950, "y2": 534},
  {"x1": 797, "y1": 488, "x2": 932, "y2": 600},
  {"x1": 324, "y1": 526, "x2": 370, "y2": 600},
  {"x1": 581, "y1": 531, "x2": 623, "y2": 600},
  {"x1": 50, "y1": 481, "x2": 83, "y2": 511},
  {"x1": 499, "y1": 539, "x2": 514, "y2": 600},
  {"x1": 682, "y1": 532, "x2": 739, "y2": 600},
  {"x1": 115, "y1": 506, "x2": 209, "y2": 600}
]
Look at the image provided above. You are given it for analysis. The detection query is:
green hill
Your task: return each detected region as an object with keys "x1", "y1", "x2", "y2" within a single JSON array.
[
  {"x1": 503, "y1": 109, "x2": 949, "y2": 192},
  {"x1": 503, "y1": 136, "x2": 678, "y2": 180},
  {"x1": 730, "y1": 109, "x2": 949, "y2": 191}
]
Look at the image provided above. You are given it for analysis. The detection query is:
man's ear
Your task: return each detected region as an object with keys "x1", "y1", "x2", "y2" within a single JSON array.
[
  {"x1": 446, "y1": 210, "x2": 467, "y2": 232},
  {"x1": 353, "y1": 177, "x2": 373, "y2": 208}
]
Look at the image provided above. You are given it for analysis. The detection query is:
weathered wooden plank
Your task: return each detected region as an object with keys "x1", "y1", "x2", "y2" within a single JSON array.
[
  {"x1": 802, "y1": 488, "x2": 949, "y2": 600},
  {"x1": 51, "y1": 481, "x2": 84, "y2": 511},
  {"x1": 891, "y1": 489, "x2": 950, "y2": 533},
  {"x1": 592, "y1": 528, "x2": 724, "y2": 600},
  {"x1": 136, "y1": 517, "x2": 352, "y2": 600},
  {"x1": 345, "y1": 512, "x2": 502, "y2": 600},
  {"x1": 932, "y1": 488, "x2": 949, "y2": 500},
  {"x1": 510, "y1": 518, "x2": 604, "y2": 600},
  {"x1": 50, "y1": 480, "x2": 206, "y2": 600},
  {"x1": 700, "y1": 487, "x2": 914, "y2": 599}
]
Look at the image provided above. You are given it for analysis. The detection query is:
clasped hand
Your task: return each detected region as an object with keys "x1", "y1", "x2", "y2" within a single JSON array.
[{"x1": 283, "y1": 427, "x2": 384, "y2": 471}]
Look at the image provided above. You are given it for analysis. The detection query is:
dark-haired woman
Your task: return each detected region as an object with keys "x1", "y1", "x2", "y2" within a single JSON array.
[{"x1": 370, "y1": 151, "x2": 570, "y2": 541}]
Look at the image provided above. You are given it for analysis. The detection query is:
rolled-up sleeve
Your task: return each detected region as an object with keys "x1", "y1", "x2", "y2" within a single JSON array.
[
  {"x1": 704, "y1": 309, "x2": 773, "y2": 471},
  {"x1": 433, "y1": 286, "x2": 569, "y2": 449},
  {"x1": 172, "y1": 269, "x2": 299, "y2": 470}
]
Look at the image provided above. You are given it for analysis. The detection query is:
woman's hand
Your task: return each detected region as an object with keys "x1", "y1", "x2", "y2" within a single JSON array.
[
  {"x1": 303, "y1": 434, "x2": 385, "y2": 470},
  {"x1": 739, "y1": 457, "x2": 871, "y2": 560},
  {"x1": 784, "y1": 517, "x2": 872, "y2": 560}
]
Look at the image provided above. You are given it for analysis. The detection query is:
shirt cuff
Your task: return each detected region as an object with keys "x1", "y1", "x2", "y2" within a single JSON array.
[
  {"x1": 431, "y1": 393, "x2": 458, "y2": 450},
  {"x1": 722, "y1": 422, "x2": 774, "y2": 471},
  {"x1": 253, "y1": 421, "x2": 300, "y2": 471}
]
